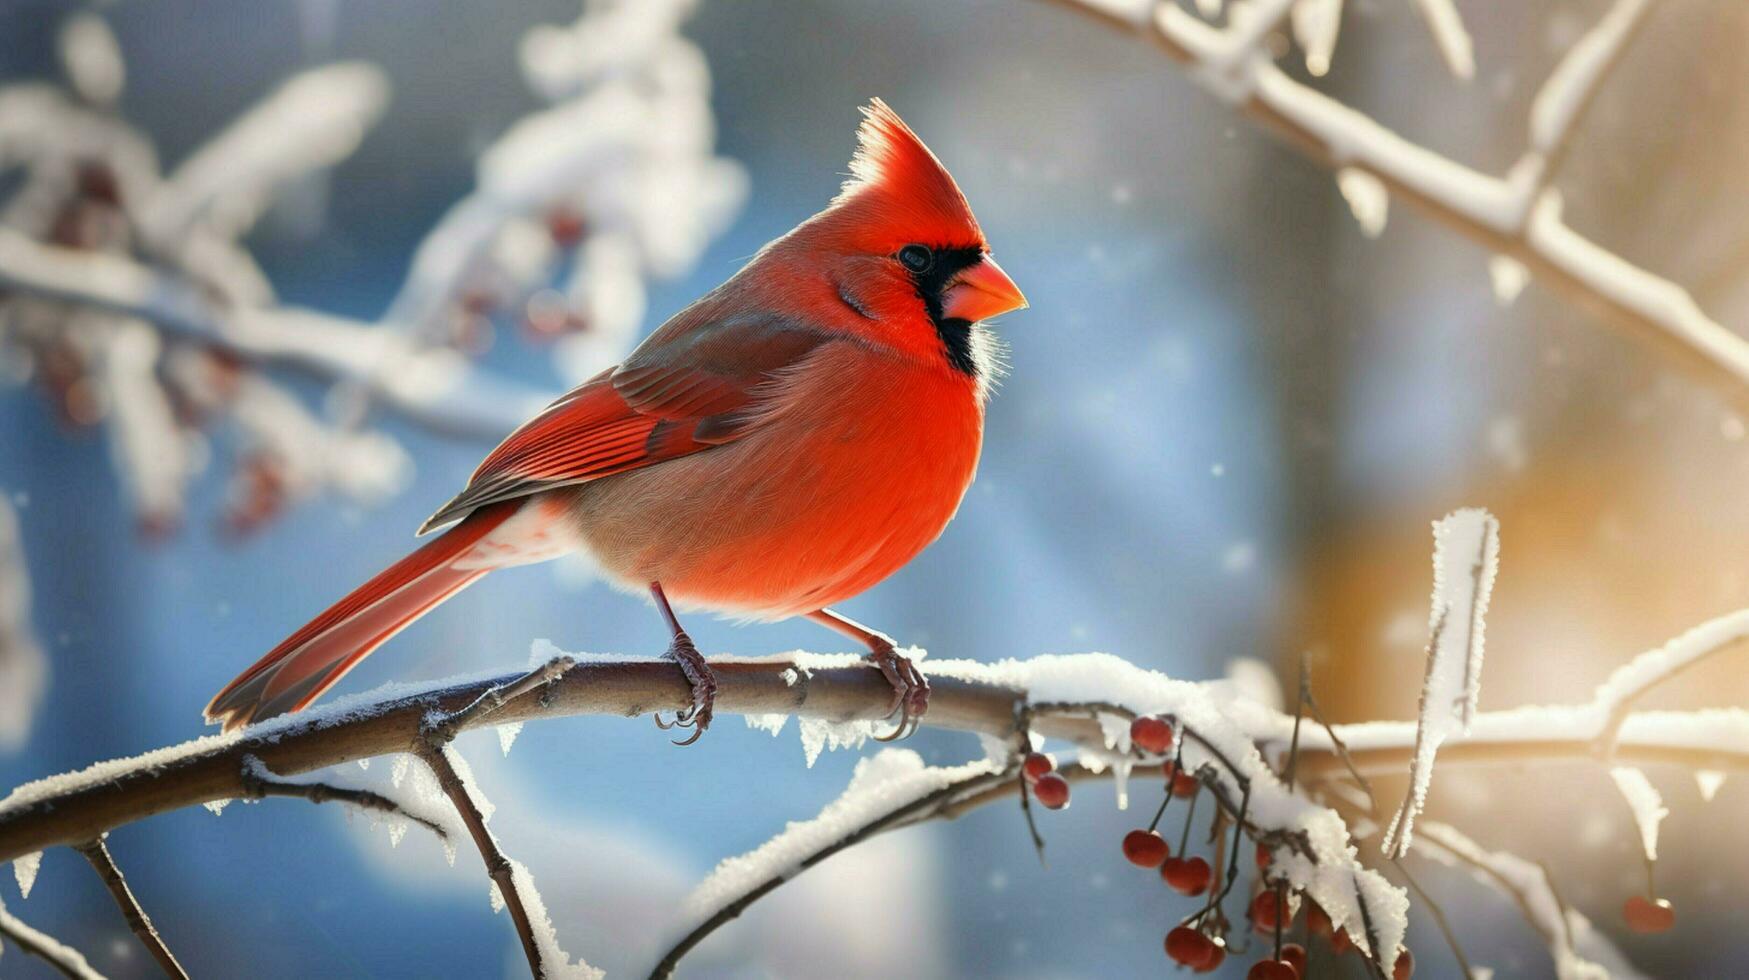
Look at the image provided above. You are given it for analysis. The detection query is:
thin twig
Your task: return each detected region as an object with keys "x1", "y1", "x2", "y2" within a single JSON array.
[
  {"x1": 648, "y1": 766, "x2": 1012, "y2": 979},
  {"x1": 74, "y1": 835, "x2": 188, "y2": 979},
  {"x1": 0, "y1": 903, "x2": 104, "y2": 980},
  {"x1": 415, "y1": 742, "x2": 543, "y2": 979},
  {"x1": 1042, "y1": 0, "x2": 1749, "y2": 413},
  {"x1": 237, "y1": 755, "x2": 449, "y2": 842},
  {"x1": 1389, "y1": 855, "x2": 1475, "y2": 978},
  {"x1": 410, "y1": 660, "x2": 575, "y2": 980},
  {"x1": 425, "y1": 655, "x2": 576, "y2": 745}
]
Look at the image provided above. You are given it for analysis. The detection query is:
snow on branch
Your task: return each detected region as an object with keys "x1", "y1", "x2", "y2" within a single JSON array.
[
  {"x1": 1608, "y1": 767, "x2": 1667, "y2": 865},
  {"x1": 1045, "y1": 0, "x2": 1749, "y2": 412},
  {"x1": 0, "y1": 3, "x2": 743, "y2": 537},
  {"x1": 6, "y1": 529, "x2": 1749, "y2": 977},
  {"x1": 1416, "y1": 821, "x2": 1645, "y2": 980},
  {"x1": 1383, "y1": 508, "x2": 1499, "y2": 859},
  {"x1": 657, "y1": 749, "x2": 1009, "y2": 978},
  {"x1": 0, "y1": 894, "x2": 104, "y2": 980}
]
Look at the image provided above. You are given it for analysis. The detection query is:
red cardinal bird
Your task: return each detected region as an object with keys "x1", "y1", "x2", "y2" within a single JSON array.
[{"x1": 205, "y1": 100, "x2": 1026, "y2": 740}]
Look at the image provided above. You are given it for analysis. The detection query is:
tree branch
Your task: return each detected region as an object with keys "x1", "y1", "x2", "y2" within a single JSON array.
[
  {"x1": 411, "y1": 658, "x2": 576, "y2": 979},
  {"x1": 0, "y1": 227, "x2": 553, "y2": 440},
  {"x1": 415, "y1": 743, "x2": 544, "y2": 978},
  {"x1": 0, "y1": 900, "x2": 103, "y2": 980},
  {"x1": 649, "y1": 764, "x2": 1014, "y2": 979},
  {"x1": 4, "y1": 652, "x2": 1748, "y2": 864},
  {"x1": 1043, "y1": 0, "x2": 1749, "y2": 412},
  {"x1": 236, "y1": 755, "x2": 449, "y2": 843},
  {"x1": 73, "y1": 834, "x2": 187, "y2": 979}
]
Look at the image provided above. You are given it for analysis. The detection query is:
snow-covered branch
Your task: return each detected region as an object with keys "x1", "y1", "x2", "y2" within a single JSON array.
[
  {"x1": 5, "y1": 510, "x2": 1746, "y2": 975},
  {"x1": 1, "y1": 2, "x2": 743, "y2": 535},
  {"x1": 0, "y1": 895, "x2": 103, "y2": 980},
  {"x1": 1045, "y1": 0, "x2": 1749, "y2": 410}
]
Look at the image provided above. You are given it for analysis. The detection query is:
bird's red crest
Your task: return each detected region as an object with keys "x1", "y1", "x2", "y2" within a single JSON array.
[{"x1": 834, "y1": 99, "x2": 983, "y2": 247}]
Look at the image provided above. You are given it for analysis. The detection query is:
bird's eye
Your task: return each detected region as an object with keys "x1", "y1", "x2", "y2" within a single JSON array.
[{"x1": 897, "y1": 244, "x2": 934, "y2": 273}]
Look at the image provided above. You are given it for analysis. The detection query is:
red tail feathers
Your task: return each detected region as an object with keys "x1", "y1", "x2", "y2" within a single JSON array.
[{"x1": 204, "y1": 501, "x2": 519, "y2": 731}]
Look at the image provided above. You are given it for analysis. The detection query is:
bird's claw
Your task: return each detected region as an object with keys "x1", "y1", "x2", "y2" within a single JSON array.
[
  {"x1": 653, "y1": 631, "x2": 716, "y2": 746},
  {"x1": 867, "y1": 642, "x2": 929, "y2": 741}
]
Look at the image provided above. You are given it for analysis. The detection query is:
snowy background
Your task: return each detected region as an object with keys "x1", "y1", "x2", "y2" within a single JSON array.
[{"x1": 4, "y1": 0, "x2": 1749, "y2": 977}]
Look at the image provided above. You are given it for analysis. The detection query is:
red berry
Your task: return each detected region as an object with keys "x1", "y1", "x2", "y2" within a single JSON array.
[
  {"x1": 1251, "y1": 889, "x2": 1291, "y2": 932},
  {"x1": 1280, "y1": 943, "x2": 1308, "y2": 977},
  {"x1": 546, "y1": 207, "x2": 586, "y2": 246},
  {"x1": 1393, "y1": 948, "x2": 1415, "y2": 980},
  {"x1": 1330, "y1": 927, "x2": 1353, "y2": 955},
  {"x1": 1022, "y1": 752, "x2": 1054, "y2": 784},
  {"x1": 1122, "y1": 829, "x2": 1169, "y2": 868},
  {"x1": 1165, "y1": 855, "x2": 1213, "y2": 896},
  {"x1": 1130, "y1": 715, "x2": 1174, "y2": 755},
  {"x1": 1249, "y1": 961, "x2": 1298, "y2": 980},
  {"x1": 1256, "y1": 842, "x2": 1272, "y2": 871},
  {"x1": 1306, "y1": 902, "x2": 1333, "y2": 936},
  {"x1": 1194, "y1": 938, "x2": 1227, "y2": 973},
  {"x1": 1163, "y1": 762, "x2": 1201, "y2": 797},
  {"x1": 1623, "y1": 895, "x2": 1675, "y2": 934},
  {"x1": 1165, "y1": 926, "x2": 1214, "y2": 968},
  {"x1": 1033, "y1": 772, "x2": 1070, "y2": 809}
]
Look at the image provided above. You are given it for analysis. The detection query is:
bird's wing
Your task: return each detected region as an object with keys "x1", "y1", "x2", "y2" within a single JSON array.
[{"x1": 418, "y1": 313, "x2": 831, "y2": 533}]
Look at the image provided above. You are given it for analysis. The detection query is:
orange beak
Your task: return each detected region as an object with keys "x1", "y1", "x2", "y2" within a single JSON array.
[{"x1": 942, "y1": 255, "x2": 1027, "y2": 323}]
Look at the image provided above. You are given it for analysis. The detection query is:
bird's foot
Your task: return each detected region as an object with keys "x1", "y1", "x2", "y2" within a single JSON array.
[
  {"x1": 867, "y1": 641, "x2": 930, "y2": 741},
  {"x1": 653, "y1": 631, "x2": 717, "y2": 746}
]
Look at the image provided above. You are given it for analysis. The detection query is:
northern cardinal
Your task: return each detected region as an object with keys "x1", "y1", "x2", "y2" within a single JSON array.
[{"x1": 205, "y1": 100, "x2": 1027, "y2": 740}]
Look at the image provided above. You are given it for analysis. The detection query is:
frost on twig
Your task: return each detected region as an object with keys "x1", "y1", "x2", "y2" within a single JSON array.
[
  {"x1": 0, "y1": 893, "x2": 105, "y2": 980},
  {"x1": 0, "y1": 498, "x2": 46, "y2": 751},
  {"x1": 406, "y1": 668, "x2": 581, "y2": 974},
  {"x1": 1049, "y1": 0, "x2": 1749, "y2": 412},
  {"x1": 657, "y1": 750, "x2": 1008, "y2": 979},
  {"x1": 1383, "y1": 509, "x2": 1498, "y2": 859},
  {"x1": 1608, "y1": 768, "x2": 1667, "y2": 865},
  {"x1": 0, "y1": 3, "x2": 744, "y2": 538},
  {"x1": 1416, "y1": 822, "x2": 1645, "y2": 980},
  {"x1": 235, "y1": 755, "x2": 452, "y2": 845}
]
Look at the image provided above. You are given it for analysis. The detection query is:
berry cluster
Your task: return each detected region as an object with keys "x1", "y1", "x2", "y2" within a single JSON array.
[
  {"x1": 1022, "y1": 751, "x2": 1070, "y2": 809},
  {"x1": 1116, "y1": 714, "x2": 1415, "y2": 978}
]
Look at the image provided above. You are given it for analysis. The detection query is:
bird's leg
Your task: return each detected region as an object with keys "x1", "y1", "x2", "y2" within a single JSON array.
[
  {"x1": 806, "y1": 608, "x2": 929, "y2": 741},
  {"x1": 650, "y1": 582, "x2": 717, "y2": 746}
]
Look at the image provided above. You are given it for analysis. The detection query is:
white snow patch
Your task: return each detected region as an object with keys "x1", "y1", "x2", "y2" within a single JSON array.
[
  {"x1": 1291, "y1": 0, "x2": 1343, "y2": 77},
  {"x1": 676, "y1": 750, "x2": 998, "y2": 939},
  {"x1": 12, "y1": 851, "x2": 40, "y2": 899},
  {"x1": 1384, "y1": 509, "x2": 1499, "y2": 858},
  {"x1": 1609, "y1": 767, "x2": 1667, "y2": 861},
  {"x1": 743, "y1": 713, "x2": 789, "y2": 737},
  {"x1": 1418, "y1": 822, "x2": 1644, "y2": 979},
  {"x1": 927, "y1": 652, "x2": 1409, "y2": 959},
  {"x1": 797, "y1": 717, "x2": 876, "y2": 768},
  {"x1": 0, "y1": 893, "x2": 103, "y2": 978},
  {"x1": 1337, "y1": 167, "x2": 1388, "y2": 238},
  {"x1": 204, "y1": 798, "x2": 232, "y2": 816},
  {"x1": 496, "y1": 721, "x2": 524, "y2": 757},
  {"x1": 1696, "y1": 769, "x2": 1726, "y2": 802},
  {"x1": 1411, "y1": 0, "x2": 1475, "y2": 79},
  {"x1": 511, "y1": 858, "x2": 604, "y2": 979},
  {"x1": 1489, "y1": 254, "x2": 1530, "y2": 305},
  {"x1": 1529, "y1": 0, "x2": 1647, "y2": 153}
]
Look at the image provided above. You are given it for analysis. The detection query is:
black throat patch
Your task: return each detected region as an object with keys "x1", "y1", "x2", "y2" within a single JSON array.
[{"x1": 910, "y1": 245, "x2": 986, "y2": 376}]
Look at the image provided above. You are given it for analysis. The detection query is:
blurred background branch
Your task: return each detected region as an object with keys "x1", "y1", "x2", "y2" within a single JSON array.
[{"x1": 1046, "y1": 0, "x2": 1749, "y2": 410}]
